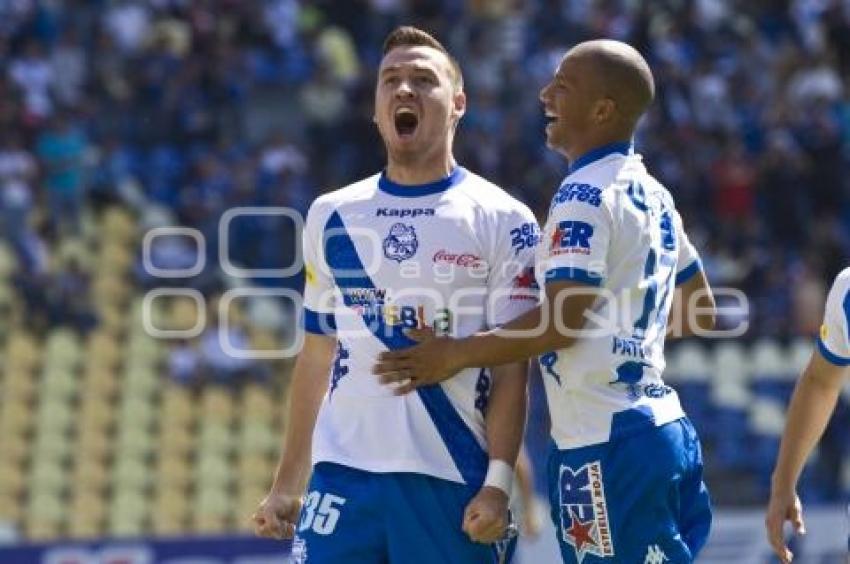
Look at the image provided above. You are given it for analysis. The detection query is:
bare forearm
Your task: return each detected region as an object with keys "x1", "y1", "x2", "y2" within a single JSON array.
[
  {"x1": 771, "y1": 370, "x2": 841, "y2": 491},
  {"x1": 272, "y1": 337, "x2": 335, "y2": 493},
  {"x1": 455, "y1": 305, "x2": 568, "y2": 371},
  {"x1": 668, "y1": 272, "x2": 716, "y2": 339},
  {"x1": 484, "y1": 363, "x2": 528, "y2": 466}
]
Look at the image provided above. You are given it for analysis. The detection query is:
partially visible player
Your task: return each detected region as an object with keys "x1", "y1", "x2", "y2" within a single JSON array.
[
  {"x1": 252, "y1": 26, "x2": 539, "y2": 563},
  {"x1": 766, "y1": 268, "x2": 850, "y2": 564},
  {"x1": 375, "y1": 40, "x2": 716, "y2": 563}
]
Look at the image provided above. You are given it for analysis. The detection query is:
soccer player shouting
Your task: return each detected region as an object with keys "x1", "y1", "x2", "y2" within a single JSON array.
[
  {"x1": 253, "y1": 27, "x2": 539, "y2": 563},
  {"x1": 376, "y1": 40, "x2": 717, "y2": 563}
]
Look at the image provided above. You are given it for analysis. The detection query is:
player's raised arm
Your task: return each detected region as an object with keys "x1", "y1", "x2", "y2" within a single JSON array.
[
  {"x1": 254, "y1": 198, "x2": 338, "y2": 539},
  {"x1": 766, "y1": 269, "x2": 850, "y2": 564},
  {"x1": 253, "y1": 333, "x2": 336, "y2": 539}
]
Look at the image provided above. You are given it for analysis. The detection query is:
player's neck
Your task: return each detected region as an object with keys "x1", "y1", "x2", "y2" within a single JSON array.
[
  {"x1": 385, "y1": 155, "x2": 456, "y2": 186},
  {"x1": 567, "y1": 136, "x2": 633, "y2": 167}
]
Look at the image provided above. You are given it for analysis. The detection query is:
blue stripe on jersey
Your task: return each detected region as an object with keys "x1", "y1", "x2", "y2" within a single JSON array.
[
  {"x1": 378, "y1": 167, "x2": 467, "y2": 197},
  {"x1": 568, "y1": 141, "x2": 632, "y2": 174},
  {"x1": 675, "y1": 259, "x2": 702, "y2": 286},
  {"x1": 303, "y1": 308, "x2": 336, "y2": 335},
  {"x1": 816, "y1": 337, "x2": 850, "y2": 366},
  {"x1": 322, "y1": 210, "x2": 488, "y2": 487},
  {"x1": 545, "y1": 267, "x2": 603, "y2": 286}
]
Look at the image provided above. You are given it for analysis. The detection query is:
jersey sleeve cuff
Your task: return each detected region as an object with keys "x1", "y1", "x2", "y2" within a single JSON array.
[
  {"x1": 675, "y1": 259, "x2": 702, "y2": 286},
  {"x1": 303, "y1": 308, "x2": 337, "y2": 335},
  {"x1": 817, "y1": 337, "x2": 850, "y2": 366},
  {"x1": 544, "y1": 267, "x2": 603, "y2": 287}
]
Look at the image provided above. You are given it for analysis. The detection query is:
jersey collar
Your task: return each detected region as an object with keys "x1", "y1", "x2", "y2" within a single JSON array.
[
  {"x1": 568, "y1": 141, "x2": 633, "y2": 174},
  {"x1": 378, "y1": 166, "x2": 467, "y2": 197}
]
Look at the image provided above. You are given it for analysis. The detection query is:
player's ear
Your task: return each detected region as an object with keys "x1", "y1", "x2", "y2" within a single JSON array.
[
  {"x1": 452, "y1": 89, "x2": 466, "y2": 122},
  {"x1": 592, "y1": 98, "x2": 616, "y2": 124}
]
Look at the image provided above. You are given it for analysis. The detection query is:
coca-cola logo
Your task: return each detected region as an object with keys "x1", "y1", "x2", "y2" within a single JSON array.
[{"x1": 433, "y1": 249, "x2": 484, "y2": 268}]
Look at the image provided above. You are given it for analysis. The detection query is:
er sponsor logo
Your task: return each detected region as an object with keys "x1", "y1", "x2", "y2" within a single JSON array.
[
  {"x1": 558, "y1": 461, "x2": 614, "y2": 563},
  {"x1": 550, "y1": 220, "x2": 594, "y2": 256}
]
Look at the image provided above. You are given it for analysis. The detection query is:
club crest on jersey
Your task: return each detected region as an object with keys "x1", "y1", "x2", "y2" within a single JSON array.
[
  {"x1": 558, "y1": 461, "x2": 614, "y2": 563},
  {"x1": 383, "y1": 223, "x2": 418, "y2": 262}
]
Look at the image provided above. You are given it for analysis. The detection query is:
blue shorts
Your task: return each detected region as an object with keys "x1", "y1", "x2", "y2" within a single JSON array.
[
  {"x1": 293, "y1": 462, "x2": 516, "y2": 563},
  {"x1": 546, "y1": 418, "x2": 712, "y2": 563}
]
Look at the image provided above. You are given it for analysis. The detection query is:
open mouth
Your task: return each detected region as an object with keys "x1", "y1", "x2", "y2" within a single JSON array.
[{"x1": 394, "y1": 108, "x2": 419, "y2": 137}]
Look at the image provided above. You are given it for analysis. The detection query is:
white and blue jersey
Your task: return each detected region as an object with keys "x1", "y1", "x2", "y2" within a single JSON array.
[
  {"x1": 535, "y1": 142, "x2": 703, "y2": 450},
  {"x1": 538, "y1": 143, "x2": 712, "y2": 563},
  {"x1": 817, "y1": 268, "x2": 850, "y2": 366},
  {"x1": 302, "y1": 167, "x2": 539, "y2": 487}
]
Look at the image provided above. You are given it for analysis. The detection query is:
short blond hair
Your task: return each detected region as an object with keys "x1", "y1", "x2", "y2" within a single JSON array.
[{"x1": 382, "y1": 26, "x2": 463, "y2": 90}]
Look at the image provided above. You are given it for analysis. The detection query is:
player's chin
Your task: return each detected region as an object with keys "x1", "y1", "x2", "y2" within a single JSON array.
[
  {"x1": 543, "y1": 132, "x2": 568, "y2": 154},
  {"x1": 388, "y1": 141, "x2": 430, "y2": 165},
  {"x1": 542, "y1": 134, "x2": 560, "y2": 152},
  {"x1": 387, "y1": 131, "x2": 420, "y2": 152}
]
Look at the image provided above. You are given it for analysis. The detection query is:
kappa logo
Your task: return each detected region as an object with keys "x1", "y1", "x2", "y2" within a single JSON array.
[
  {"x1": 644, "y1": 544, "x2": 668, "y2": 563},
  {"x1": 383, "y1": 223, "x2": 418, "y2": 262},
  {"x1": 376, "y1": 207, "x2": 435, "y2": 218},
  {"x1": 558, "y1": 461, "x2": 614, "y2": 563}
]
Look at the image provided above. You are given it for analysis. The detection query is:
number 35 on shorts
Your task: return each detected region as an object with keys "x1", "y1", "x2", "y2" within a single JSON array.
[{"x1": 298, "y1": 491, "x2": 347, "y2": 535}]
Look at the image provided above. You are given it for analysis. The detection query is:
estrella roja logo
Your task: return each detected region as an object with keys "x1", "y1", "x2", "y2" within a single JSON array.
[
  {"x1": 550, "y1": 220, "x2": 594, "y2": 256},
  {"x1": 558, "y1": 461, "x2": 614, "y2": 563}
]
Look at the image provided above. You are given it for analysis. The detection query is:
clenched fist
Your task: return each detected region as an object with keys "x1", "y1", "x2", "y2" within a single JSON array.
[
  {"x1": 462, "y1": 486, "x2": 509, "y2": 544},
  {"x1": 252, "y1": 492, "x2": 302, "y2": 540}
]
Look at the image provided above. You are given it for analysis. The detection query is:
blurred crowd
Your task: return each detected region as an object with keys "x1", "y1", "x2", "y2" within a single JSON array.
[{"x1": 0, "y1": 0, "x2": 849, "y2": 343}]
